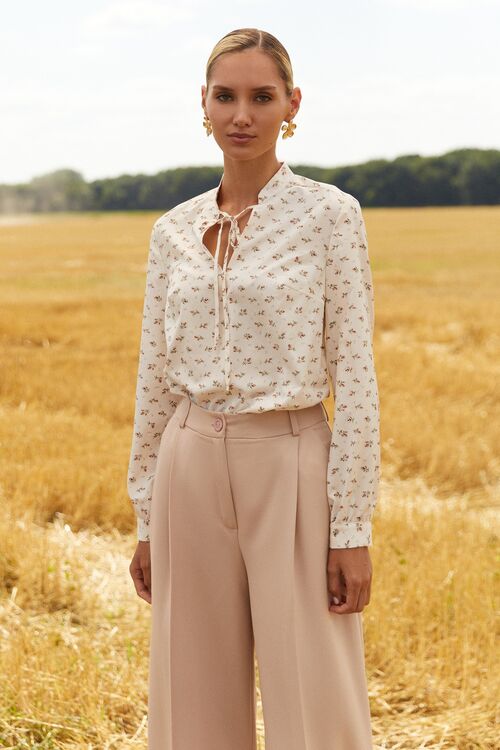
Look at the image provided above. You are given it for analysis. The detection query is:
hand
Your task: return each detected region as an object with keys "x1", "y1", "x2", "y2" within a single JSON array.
[
  {"x1": 327, "y1": 546, "x2": 372, "y2": 614},
  {"x1": 129, "y1": 541, "x2": 152, "y2": 604}
]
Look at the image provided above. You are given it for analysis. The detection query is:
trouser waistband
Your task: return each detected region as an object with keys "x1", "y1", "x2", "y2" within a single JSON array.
[{"x1": 172, "y1": 394, "x2": 329, "y2": 439}]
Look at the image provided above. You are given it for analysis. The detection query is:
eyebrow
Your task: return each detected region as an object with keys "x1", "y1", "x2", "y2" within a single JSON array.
[{"x1": 212, "y1": 84, "x2": 278, "y2": 92}]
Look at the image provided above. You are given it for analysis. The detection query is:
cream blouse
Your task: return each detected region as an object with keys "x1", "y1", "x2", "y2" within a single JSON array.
[{"x1": 127, "y1": 161, "x2": 380, "y2": 549}]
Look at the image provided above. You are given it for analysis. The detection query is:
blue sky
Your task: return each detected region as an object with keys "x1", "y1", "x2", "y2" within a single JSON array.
[{"x1": 1, "y1": 0, "x2": 499, "y2": 183}]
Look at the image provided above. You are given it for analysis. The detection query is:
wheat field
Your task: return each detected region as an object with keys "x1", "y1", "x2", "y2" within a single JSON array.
[{"x1": 0, "y1": 206, "x2": 498, "y2": 749}]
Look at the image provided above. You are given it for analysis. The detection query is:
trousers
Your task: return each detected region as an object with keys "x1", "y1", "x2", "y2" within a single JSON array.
[{"x1": 148, "y1": 394, "x2": 373, "y2": 750}]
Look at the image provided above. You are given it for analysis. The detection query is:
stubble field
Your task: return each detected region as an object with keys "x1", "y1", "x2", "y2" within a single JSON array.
[{"x1": 0, "y1": 206, "x2": 498, "y2": 748}]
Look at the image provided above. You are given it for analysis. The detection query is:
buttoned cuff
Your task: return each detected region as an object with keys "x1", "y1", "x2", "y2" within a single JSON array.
[
  {"x1": 329, "y1": 521, "x2": 372, "y2": 549},
  {"x1": 137, "y1": 516, "x2": 151, "y2": 542}
]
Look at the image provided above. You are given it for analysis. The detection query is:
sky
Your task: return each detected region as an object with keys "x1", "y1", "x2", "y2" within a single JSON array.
[{"x1": 1, "y1": 0, "x2": 499, "y2": 184}]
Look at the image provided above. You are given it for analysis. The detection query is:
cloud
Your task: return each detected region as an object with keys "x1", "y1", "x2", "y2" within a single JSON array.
[
  {"x1": 380, "y1": 0, "x2": 497, "y2": 9},
  {"x1": 82, "y1": 0, "x2": 194, "y2": 35}
]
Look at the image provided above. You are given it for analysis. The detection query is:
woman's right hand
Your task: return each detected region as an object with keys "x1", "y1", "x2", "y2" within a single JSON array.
[{"x1": 129, "y1": 541, "x2": 152, "y2": 604}]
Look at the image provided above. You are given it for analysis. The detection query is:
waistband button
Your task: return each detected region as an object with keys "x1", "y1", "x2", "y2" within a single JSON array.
[{"x1": 213, "y1": 417, "x2": 223, "y2": 432}]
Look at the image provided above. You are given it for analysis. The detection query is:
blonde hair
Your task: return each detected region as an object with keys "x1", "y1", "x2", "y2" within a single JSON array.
[{"x1": 206, "y1": 28, "x2": 294, "y2": 98}]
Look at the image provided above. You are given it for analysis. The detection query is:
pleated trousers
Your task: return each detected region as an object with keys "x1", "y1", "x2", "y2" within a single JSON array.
[{"x1": 148, "y1": 394, "x2": 373, "y2": 750}]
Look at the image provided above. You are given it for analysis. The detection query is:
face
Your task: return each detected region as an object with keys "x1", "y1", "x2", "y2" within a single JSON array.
[{"x1": 201, "y1": 48, "x2": 301, "y2": 159}]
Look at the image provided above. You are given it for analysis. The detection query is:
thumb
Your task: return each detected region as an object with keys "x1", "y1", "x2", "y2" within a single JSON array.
[{"x1": 328, "y1": 569, "x2": 347, "y2": 605}]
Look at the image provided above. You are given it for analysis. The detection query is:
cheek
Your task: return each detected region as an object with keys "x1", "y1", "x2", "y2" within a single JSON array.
[
  {"x1": 255, "y1": 115, "x2": 284, "y2": 140},
  {"x1": 209, "y1": 106, "x2": 227, "y2": 122},
  {"x1": 260, "y1": 105, "x2": 283, "y2": 123}
]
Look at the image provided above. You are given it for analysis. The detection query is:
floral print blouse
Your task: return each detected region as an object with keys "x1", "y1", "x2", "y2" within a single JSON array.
[{"x1": 127, "y1": 160, "x2": 380, "y2": 549}]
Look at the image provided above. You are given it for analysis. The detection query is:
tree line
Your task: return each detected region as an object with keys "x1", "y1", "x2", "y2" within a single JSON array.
[{"x1": 1, "y1": 147, "x2": 498, "y2": 213}]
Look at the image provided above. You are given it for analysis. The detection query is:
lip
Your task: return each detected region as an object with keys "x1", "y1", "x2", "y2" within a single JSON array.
[{"x1": 228, "y1": 133, "x2": 256, "y2": 143}]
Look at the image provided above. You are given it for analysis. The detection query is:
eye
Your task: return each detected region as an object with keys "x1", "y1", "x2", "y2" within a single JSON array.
[{"x1": 215, "y1": 94, "x2": 272, "y2": 103}]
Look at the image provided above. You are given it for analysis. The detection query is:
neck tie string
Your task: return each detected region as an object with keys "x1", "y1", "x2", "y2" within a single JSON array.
[{"x1": 211, "y1": 204, "x2": 259, "y2": 393}]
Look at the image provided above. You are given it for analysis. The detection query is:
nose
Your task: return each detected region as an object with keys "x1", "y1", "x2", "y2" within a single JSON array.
[{"x1": 233, "y1": 108, "x2": 252, "y2": 126}]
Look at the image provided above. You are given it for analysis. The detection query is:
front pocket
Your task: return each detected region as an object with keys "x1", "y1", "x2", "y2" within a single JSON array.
[
  {"x1": 321, "y1": 419, "x2": 332, "y2": 438},
  {"x1": 311, "y1": 419, "x2": 333, "y2": 449}
]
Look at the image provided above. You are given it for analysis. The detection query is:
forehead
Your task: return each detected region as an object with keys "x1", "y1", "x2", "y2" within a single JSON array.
[{"x1": 210, "y1": 48, "x2": 280, "y2": 84}]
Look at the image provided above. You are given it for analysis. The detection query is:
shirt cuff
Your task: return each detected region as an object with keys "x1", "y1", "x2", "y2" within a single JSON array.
[
  {"x1": 329, "y1": 521, "x2": 372, "y2": 549},
  {"x1": 137, "y1": 516, "x2": 151, "y2": 542}
]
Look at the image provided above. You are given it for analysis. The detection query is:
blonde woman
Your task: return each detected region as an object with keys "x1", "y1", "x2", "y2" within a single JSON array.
[{"x1": 128, "y1": 27, "x2": 380, "y2": 750}]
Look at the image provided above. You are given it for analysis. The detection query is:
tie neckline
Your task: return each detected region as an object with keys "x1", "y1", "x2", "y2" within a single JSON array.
[{"x1": 194, "y1": 160, "x2": 295, "y2": 395}]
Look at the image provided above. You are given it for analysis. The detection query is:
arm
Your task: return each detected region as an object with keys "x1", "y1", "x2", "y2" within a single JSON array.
[
  {"x1": 127, "y1": 219, "x2": 179, "y2": 542},
  {"x1": 324, "y1": 195, "x2": 381, "y2": 549}
]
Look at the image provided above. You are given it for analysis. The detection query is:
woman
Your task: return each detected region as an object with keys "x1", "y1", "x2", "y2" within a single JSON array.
[{"x1": 127, "y1": 27, "x2": 380, "y2": 750}]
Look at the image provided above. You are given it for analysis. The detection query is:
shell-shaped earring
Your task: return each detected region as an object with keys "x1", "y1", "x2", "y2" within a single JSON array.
[
  {"x1": 203, "y1": 114, "x2": 213, "y2": 136},
  {"x1": 281, "y1": 119, "x2": 296, "y2": 139}
]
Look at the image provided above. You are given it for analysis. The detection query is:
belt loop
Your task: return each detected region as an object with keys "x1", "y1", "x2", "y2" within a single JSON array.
[
  {"x1": 288, "y1": 409, "x2": 300, "y2": 437},
  {"x1": 177, "y1": 396, "x2": 191, "y2": 428}
]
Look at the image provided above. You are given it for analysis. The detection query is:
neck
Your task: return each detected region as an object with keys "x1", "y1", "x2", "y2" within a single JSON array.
[{"x1": 217, "y1": 154, "x2": 283, "y2": 213}]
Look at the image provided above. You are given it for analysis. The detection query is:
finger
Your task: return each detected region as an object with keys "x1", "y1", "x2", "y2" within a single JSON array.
[
  {"x1": 328, "y1": 571, "x2": 347, "y2": 604},
  {"x1": 356, "y1": 588, "x2": 368, "y2": 612},
  {"x1": 364, "y1": 580, "x2": 371, "y2": 606},
  {"x1": 329, "y1": 580, "x2": 360, "y2": 614},
  {"x1": 136, "y1": 581, "x2": 152, "y2": 604},
  {"x1": 131, "y1": 567, "x2": 152, "y2": 604},
  {"x1": 135, "y1": 573, "x2": 152, "y2": 604},
  {"x1": 356, "y1": 577, "x2": 371, "y2": 610},
  {"x1": 354, "y1": 583, "x2": 364, "y2": 612},
  {"x1": 144, "y1": 567, "x2": 152, "y2": 602},
  {"x1": 143, "y1": 562, "x2": 151, "y2": 594}
]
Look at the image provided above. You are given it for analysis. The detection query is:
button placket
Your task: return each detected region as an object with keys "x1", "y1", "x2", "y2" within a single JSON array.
[
  {"x1": 207, "y1": 203, "x2": 260, "y2": 395},
  {"x1": 222, "y1": 272, "x2": 231, "y2": 394}
]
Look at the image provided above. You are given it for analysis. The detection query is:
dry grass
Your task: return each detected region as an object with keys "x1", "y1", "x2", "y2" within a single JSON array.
[{"x1": 0, "y1": 207, "x2": 499, "y2": 748}]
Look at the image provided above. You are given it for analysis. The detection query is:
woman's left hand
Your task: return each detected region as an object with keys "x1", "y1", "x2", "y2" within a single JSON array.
[{"x1": 327, "y1": 546, "x2": 372, "y2": 614}]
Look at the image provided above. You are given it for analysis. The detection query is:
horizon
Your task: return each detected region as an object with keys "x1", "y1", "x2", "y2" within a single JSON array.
[
  {"x1": 2, "y1": 145, "x2": 496, "y2": 188},
  {"x1": 2, "y1": 0, "x2": 499, "y2": 184}
]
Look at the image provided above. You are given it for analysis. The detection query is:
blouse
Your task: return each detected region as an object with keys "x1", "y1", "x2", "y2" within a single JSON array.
[{"x1": 127, "y1": 160, "x2": 380, "y2": 549}]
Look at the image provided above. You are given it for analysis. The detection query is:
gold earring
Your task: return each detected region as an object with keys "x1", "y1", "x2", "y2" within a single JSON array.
[
  {"x1": 203, "y1": 114, "x2": 212, "y2": 136},
  {"x1": 281, "y1": 118, "x2": 296, "y2": 139}
]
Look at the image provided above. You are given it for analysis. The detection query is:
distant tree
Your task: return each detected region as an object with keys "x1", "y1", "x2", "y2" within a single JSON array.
[
  {"x1": 455, "y1": 149, "x2": 500, "y2": 204},
  {"x1": 1, "y1": 149, "x2": 498, "y2": 212},
  {"x1": 29, "y1": 169, "x2": 92, "y2": 211}
]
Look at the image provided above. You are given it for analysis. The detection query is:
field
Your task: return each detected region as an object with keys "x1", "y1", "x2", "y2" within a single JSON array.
[{"x1": 0, "y1": 206, "x2": 498, "y2": 748}]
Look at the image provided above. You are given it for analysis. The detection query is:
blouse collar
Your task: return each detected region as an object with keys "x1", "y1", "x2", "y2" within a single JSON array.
[
  {"x1": 209, "y1": 159, "x2": 294, "y2": 216},
  {"x1": 192, "y1": 160, "x2": 295, "y2": 230}
]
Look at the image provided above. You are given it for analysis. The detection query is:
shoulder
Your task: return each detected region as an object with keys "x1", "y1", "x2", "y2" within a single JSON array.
[
  {"x1": 288, "y1": 171, "x2": 360, "y2": 219},
  {"x1": 151, "y1": 185, "x2": 217, "y2": 234}
]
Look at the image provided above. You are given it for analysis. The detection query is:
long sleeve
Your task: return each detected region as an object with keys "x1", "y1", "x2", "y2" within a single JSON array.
[
  {"x1": 127, "y1": 220, "x2": 179, "y2": 541},
  {"x1": 324, "y1": 195, "x2": 381, "y2": 549}
]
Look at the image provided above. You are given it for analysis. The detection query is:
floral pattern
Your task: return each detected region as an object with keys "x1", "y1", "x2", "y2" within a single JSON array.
[{"x1": 127, "y1": 161, "x2": 380, "y2": 548}]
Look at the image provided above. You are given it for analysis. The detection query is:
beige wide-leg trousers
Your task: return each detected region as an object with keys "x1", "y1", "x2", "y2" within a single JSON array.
[{"x1": 148, "y1": 394, "x2": 373, "y2": 750}]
